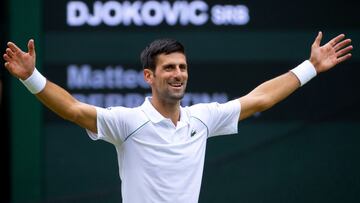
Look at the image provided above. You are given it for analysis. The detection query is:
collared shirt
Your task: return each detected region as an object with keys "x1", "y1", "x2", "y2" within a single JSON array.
[{"x1": 87, "y1": 97, "x2": 241, "y2": 203}]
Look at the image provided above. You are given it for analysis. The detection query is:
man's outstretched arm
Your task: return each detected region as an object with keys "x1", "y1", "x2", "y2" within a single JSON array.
[
  {"x1": 3, "y1": 39, "x2": 97, "y2": 133},
  {"x1": 238, "y1": 32, "x2": 353, "y2": 120}
]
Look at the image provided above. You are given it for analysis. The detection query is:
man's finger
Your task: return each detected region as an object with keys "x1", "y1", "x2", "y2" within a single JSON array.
[
  {"x1": 312, "y1": 31, "x2": 323, "y2": 48},
  {"x1": 336, "y1": 53, "x2": 352, "y2": 64},
  {"x1": 7, "y1": 42, "x2": 23, "y2": 54},
  {"x1": 3, "y1": 54, "x2": 11, "y2": 62},
  {"x1": 4, "y1": 62, "x2": 10, "y2": 69},
  {"x1": 334, "y1": 39, "x2": 351, "y2": 51},
  {"x1": 329, "y1": 34, "x2": 345, "y2": 47},
  {"x1": 28, "y1": 39, "x2": 36, "y2": 56},
  {"x1": 336, "y1": 45, "x2": 353, "y2": 58},
  {"x1": 6, "y1": 48, "x2": 15, "y2": 58}
]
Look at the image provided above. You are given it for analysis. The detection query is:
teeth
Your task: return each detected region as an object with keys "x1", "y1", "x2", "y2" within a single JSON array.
[{"x1": 170, "y1": 83, "x2": 182, "y2": 87}]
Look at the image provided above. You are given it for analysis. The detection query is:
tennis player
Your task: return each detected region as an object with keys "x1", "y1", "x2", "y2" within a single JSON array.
[{"x1": 3, "y1": 32, "x2": 352, "y2": 203}]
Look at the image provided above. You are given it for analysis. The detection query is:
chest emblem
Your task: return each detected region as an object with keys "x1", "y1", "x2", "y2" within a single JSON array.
[{"x1": 191, "y1": 129, "x2": 197, "y2": 137}]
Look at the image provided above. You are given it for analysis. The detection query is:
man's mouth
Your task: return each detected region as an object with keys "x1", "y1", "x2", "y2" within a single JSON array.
[{"x1": 169, "y1": 82, "x2": 183, "y2": 88}]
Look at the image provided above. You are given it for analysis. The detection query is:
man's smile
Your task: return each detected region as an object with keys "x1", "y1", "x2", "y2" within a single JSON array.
[{"x1": 168, "y1": 82, "x2": 184, "y2": 89}]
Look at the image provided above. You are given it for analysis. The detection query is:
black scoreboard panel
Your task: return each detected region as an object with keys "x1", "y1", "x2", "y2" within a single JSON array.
[
  {"x1": 44, "y1": 0, "x2": 358, "y2": 30},
  {"x1": 42, "y1": 0, "x2": 360, "y2": 202}
]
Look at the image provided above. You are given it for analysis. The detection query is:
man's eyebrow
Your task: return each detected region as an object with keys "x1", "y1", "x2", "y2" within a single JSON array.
[{"x1": 161, "y1": 62, "x2": 187, "y2": 66}]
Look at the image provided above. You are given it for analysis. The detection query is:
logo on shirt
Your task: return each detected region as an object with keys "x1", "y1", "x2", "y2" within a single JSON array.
[{"x1": 191, "y1": 129, "x2": 197, "y2": 137}]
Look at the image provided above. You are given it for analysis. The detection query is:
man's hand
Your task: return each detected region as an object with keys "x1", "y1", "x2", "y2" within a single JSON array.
[
  {"x1": 310, "y1": 32, "x2": 353, "y2": 73},
  {"x1": 3, "y1": 39, "x2": 36, "y2": 80}
]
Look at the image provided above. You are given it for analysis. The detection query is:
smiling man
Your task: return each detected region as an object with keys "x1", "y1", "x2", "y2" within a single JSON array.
[{"x1": 3, "y1": 34, "x2": 352, "y2": 203}]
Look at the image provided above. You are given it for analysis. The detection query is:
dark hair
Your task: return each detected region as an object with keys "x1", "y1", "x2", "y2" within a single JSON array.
[{"x1": 140, "y1": 38, "x2": 185, "y2": 70}]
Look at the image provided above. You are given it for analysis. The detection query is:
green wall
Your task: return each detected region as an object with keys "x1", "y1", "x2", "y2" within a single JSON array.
[{"x1": 9, "y1": 0, "x2": 43, "y2": 202}]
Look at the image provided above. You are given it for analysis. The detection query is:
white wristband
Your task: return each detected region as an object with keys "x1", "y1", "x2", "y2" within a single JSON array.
[
  {"x1": 20, "y1": 68, "x2": 47, "y2": 94},
  {"x1": 290, "y1": 60, "x2": 317, "y2": 86}
]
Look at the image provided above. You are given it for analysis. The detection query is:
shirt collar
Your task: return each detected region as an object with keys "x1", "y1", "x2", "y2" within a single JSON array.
[{"x1": 141, "y1": 97, "x2": 189, "y2": 124}]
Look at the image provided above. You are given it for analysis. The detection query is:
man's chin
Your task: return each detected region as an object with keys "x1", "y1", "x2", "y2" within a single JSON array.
[
  {"x1": 170, "y1": 94, "x2": 185, "y2": 100},
  {"x1": 167, "y1": 92, "x2": 185, "y2": 101}
]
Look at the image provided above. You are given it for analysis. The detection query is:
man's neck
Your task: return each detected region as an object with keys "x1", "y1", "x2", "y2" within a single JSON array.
[{"x1": 150, "y1": 97, "x2": 181, "y2": 126}]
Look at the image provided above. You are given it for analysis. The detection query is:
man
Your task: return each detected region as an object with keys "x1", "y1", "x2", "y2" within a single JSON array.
[{"x1": 3, "y1": 32, "x2": 352, "y2": 203}]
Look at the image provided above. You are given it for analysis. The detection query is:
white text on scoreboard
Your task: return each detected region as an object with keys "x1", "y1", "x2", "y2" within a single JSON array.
[{"x1": 67, "y1": 0, "x2": 250, "y2": 26}]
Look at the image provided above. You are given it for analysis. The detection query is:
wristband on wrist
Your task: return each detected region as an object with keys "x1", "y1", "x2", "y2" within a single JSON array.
[
  {"x1": 290, "y1": 60, "x2": 317, "y2": 86},
  {"x1": 20, "y1": 68, "x2": 47, "y2": 94}
]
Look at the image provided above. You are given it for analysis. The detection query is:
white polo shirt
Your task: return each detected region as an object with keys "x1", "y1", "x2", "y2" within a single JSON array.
[{"x1": 87, "y1": 97, "x2": 240, "y2": 203}]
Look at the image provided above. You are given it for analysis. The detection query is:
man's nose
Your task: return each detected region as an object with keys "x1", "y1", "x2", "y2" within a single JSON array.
[{"x1": 173, "y1": 66, "x2": 182, "y2": 77}]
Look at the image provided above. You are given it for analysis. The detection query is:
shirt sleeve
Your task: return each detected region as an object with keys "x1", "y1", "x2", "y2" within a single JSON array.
[
  {"x1": 191, "y1": 99, "x2": 241, "y2": 138},
  {"x1": 86, "y1": 106, "x2": 131, "y2": 146}
]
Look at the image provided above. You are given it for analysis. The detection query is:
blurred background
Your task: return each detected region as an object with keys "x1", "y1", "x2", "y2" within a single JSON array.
[{"x1": 1, "y1": 0, "x2": 359, "y2": 202}]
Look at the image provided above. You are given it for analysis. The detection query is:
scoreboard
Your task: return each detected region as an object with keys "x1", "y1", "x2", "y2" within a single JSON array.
[
  {"x1": 11, "y1": 0, "x2": 360, "y2": 202},
  {"x1": 42, "y1": 0, "x2": 359, "y2": 120}
]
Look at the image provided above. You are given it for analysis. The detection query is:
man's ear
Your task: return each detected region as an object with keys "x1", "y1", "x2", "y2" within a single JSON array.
[{"x1": 143, "y1": 68, "x2": 154, "y2": 85}]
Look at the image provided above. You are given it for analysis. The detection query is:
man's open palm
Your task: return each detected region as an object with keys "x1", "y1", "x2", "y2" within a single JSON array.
[
  {"x1": 310, "y1": 32, "x2": 353, "y2": 73},
  {"x1": 3, "y1": 39, "x2": 36, "y2": 80}
]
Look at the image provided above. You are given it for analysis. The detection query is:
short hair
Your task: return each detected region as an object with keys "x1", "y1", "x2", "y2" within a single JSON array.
[{"x1": 140, "y1": 38, "x2": 185, "y2": 71}]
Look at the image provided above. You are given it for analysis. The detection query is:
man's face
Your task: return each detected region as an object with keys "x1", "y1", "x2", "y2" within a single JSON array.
[{"x1": 144, "y1": 52, "x2": 188, "y2": 103}]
